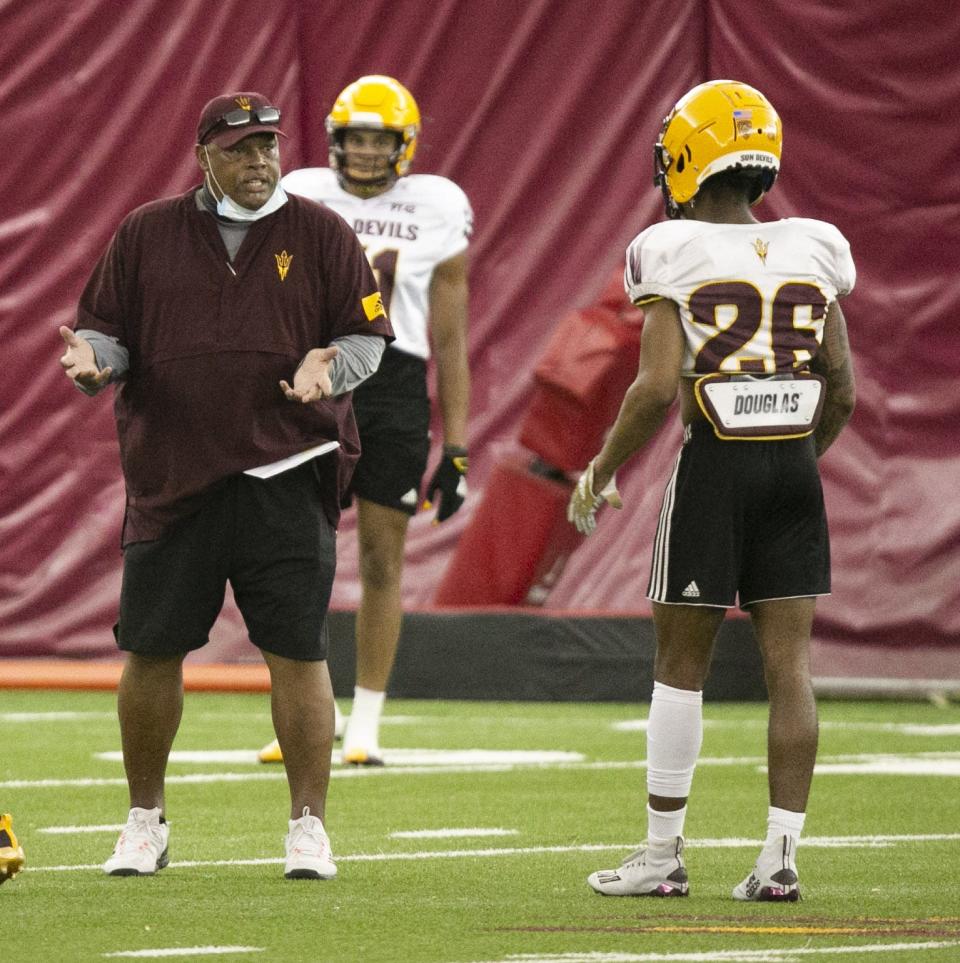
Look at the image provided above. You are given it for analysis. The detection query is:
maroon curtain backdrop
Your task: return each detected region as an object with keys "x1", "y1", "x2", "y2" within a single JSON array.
[{"x1": 3, "y1": 0, "x2": 958, "y2": 661}]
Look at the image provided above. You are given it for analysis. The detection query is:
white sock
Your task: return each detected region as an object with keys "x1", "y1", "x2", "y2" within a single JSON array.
[
  {"x1": 646, "y1": 681, "x2": 703, "y2": 798},
  {"x1": 344, "y1": 686, "x2": 385, "y2": 749},
  {"x1": 647, "y1": 804, "x2": 687, "y2": 842},
  {"x1": 765, "y1": 806, "x2": 805, "y2": 846}
]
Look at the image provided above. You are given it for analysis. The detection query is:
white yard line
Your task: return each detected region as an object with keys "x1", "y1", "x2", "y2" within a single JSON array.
[
  {"x1": 103, "y1": 948, "x2": 263, "y2": 959},
  {"x1": 465, "y1": 942, "x2": 960, "y2": 962},
  {"x1": 815, "y1": 759, "x2": 960, "y2": 776},
  {"x1": 39, "y1": 823, "x2": 126, "y2": 834},
  {"x1": 1, "y1": 712, "x2": 115, "y2": 722},
  {"x1": 7, "y1": 710, "x2": 959, "y2": 739},
  {"x1": 819, "y1": 722, "x2": 960, "y2": 736},
  {"x1": 94, "y1": 748, "x2": 585, "y2": 767},
  {"x1": 614, "y1": 718, "x2": 960, "y2": 737},
  {"x1": 390, "y1": 828, "x2": 519, "y2": 839},
  {"x1": 1, "y1": 773, "x2": 287, "y2": 789},
  {"x1": 42, "y1": 823, "x2": 519, "y2": 839},
  {"x1": 29, "y1": 833, "x2": 960, "y2": 874},
  {"x1": 7, "y1": 751, "x2": 960, "y2": 791}
]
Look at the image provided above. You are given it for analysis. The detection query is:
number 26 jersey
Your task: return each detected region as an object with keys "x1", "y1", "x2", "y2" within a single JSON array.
[
  {"x1": 625, "y1": 218, "x2": 855, "y2": 376},
  {"x1": 282, "y1": 167, "x2": 473, "y2": 361}
]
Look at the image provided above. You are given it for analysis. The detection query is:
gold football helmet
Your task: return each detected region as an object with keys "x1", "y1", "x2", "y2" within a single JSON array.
[
  {"x1": 654, "y1": 80, "x2": 782, "y2": 218},
  {"x1": 326, "y1": 75, "x2": 420, "y2": 180}
]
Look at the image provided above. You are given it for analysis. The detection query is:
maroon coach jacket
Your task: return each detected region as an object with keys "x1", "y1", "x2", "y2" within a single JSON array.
[{"x1": 76, "y1": 188, "x2": 393, "y2": 544}]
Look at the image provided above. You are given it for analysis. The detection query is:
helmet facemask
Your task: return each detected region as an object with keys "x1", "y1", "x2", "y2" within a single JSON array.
[
  {"x1": 330, "y1": 127, "x2": 405, "y2": 192},
  {"x1": 653, "y1": 132, "x2": 681, "y2": 219}
]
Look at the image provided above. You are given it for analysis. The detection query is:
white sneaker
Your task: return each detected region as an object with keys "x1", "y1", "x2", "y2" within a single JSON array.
[
  {"x1": 103, "y1": 807, "x2": 170, "y2": 876},
  {"x1": 587, "y1": 836, "x2": 689, "y2": 897},
  {"x1": 284, "y1": 807, "x2": 337, "y2": 880},
  {"x1": 733, "y1": 835, "x2": 801, "y2": 902}
]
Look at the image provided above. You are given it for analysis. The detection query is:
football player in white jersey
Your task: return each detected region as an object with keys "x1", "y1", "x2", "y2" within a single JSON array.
[
  {"x1": 569, "y1": 80, "x2": 856, "y2": 901},
  {"x1": 258, "y1": 76, "x2": 472, "y2": 766}
]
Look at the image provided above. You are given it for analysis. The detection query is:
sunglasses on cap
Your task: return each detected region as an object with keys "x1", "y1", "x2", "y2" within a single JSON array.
[{"x1": 199, "y1": 106, "x2": 281, "y2": 144}]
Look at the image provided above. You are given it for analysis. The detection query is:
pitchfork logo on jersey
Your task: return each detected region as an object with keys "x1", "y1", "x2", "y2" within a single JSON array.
[
  {"x1": 275, "y1": 250, "x2": 293, "y2": 281},
  {"x1": 753, "y1": 238, "x2": 769, "y2": 265}
]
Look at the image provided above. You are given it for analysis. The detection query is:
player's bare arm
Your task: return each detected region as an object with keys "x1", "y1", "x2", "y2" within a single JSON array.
[
  {"x1": 591, "y1": 298, "x2": 684, "y2": 491},
  {"x1": 428, "y1": 251, "x2": 470, "y2": 448},
  {"x1": 809, "y1": 300, "x2": 856, "y2": 457},
  {"x1": 59, "y1": 325, "x2": 113, "y2": 393}
]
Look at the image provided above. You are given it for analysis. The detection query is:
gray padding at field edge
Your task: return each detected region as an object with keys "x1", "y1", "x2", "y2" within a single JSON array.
[{"x1": 326, "y1": 611, "x2": 765, "y2": 702}]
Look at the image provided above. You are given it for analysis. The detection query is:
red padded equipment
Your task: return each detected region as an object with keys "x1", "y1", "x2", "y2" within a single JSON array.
[
  {"x1": 518, "y1": 305, "x2": 643, "y2": 472},
  {"x1": 433, "y1": 455, "x2": 584, "y2": 606}
]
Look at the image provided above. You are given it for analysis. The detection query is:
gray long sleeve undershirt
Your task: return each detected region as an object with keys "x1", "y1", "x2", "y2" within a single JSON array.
[{"x1": 77, "y1": 329, "x2": 384, "y2": 396}]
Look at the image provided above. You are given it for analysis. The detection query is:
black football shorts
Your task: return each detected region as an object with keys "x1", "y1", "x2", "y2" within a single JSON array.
[
  {"x1": 116, "y1": 460, "x2": 336, "y2": 660},
  {"x1": 646, "y1": 420, "x2": 830, "y2": 609},
  {"x1": 346, "y1": 346, "x2": 431, "y2": 515}
]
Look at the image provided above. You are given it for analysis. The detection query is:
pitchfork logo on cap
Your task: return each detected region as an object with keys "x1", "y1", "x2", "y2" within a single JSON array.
[
  {"x1": 275, "y1": 250, "x2": 293, "y2": 281},
  {"x1": 236, "y1": 96, "x2": 252, "y2": 111}
]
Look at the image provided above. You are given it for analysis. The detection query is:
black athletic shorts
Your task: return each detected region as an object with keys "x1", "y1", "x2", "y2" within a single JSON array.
[
  {"x1": 116, "y1": 460, "x2": 336, "y2": 660},
  {"x1": 646, "y1": 420, "x2": 830, "y2": 609},
  {"x1": 345, "y1": 346, "x2": 431, "y2": 515}
]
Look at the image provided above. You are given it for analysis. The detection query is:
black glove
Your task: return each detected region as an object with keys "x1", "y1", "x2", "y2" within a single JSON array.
[{"x1": 423, "y1": 445, "x2": 469, "y2": 522}]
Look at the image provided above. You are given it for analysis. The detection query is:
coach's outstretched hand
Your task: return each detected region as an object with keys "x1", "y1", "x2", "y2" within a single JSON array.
[
  {"x1": 59, "y1": 326, "x2": 112, "y2": 395},
  {"x1": 423, "y1": 445, "x2": 468, "y2": 522},
  {"x1": 281, "y1": 345, "x2": 340, "y2": 403}
]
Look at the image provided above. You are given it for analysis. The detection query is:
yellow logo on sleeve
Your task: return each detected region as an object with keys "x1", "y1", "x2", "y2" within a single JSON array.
[
  {"x1": 275, "y1": 250, "x2": 293, "y2": 281},
  {"x1": 362, "y1": 291, "x2": 386, "y2": 321}
]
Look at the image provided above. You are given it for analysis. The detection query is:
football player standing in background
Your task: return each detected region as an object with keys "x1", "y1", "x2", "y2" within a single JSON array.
[
  {"x1": 569, "y1": 80, "x2": 856, "y2": 901},
  {"x1": 260, "y1": 76, "x2": 472, "y2": 766}
]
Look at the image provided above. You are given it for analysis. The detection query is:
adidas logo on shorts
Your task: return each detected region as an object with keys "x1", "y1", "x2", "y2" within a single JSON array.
[{"x1": 681, "y1": 581, "x2": 700, "y2": 599}]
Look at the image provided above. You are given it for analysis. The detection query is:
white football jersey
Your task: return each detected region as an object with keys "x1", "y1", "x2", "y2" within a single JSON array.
[
  {"x1": 281, "y1": 167, "x2": 473, "y2": 359},
  {"x1": 625, "y1": 218, "x2": 855, "y2": 376}
]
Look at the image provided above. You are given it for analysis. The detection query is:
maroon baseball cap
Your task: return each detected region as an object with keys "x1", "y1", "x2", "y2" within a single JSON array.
[{"x1": 196, "y1": 92, "x2": 286, "y2": 149}]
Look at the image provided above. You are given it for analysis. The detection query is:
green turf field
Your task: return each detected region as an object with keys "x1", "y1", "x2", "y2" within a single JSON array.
[{"x1": 3, "y1": 689, "x2": 959, "y2": 962}]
